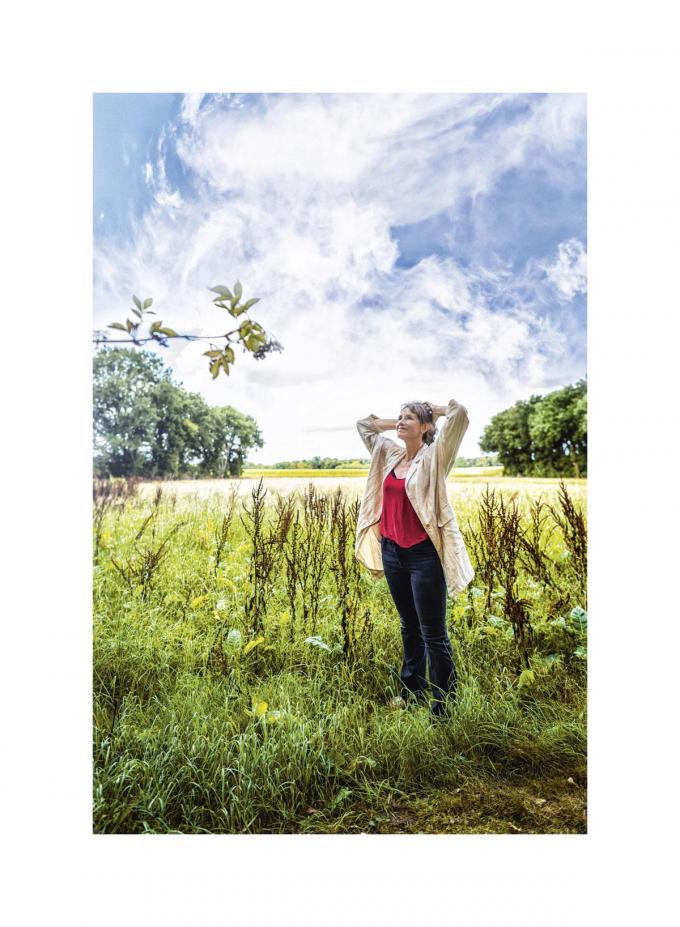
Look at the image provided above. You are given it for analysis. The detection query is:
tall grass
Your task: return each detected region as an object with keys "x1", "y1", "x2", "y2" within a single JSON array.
[{"x1": 93, "y1": 478, "x2": 587, "y2": 833}]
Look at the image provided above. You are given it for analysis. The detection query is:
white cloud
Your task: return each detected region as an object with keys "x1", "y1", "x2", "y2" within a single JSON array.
[
  {"x1": 94, "y1": 93, "x2": 585, "y2": 461},
  {"x1": 180, "y1": 93, "x2": 205, "y2": 127},
  {"x1": 154, "y1": 189, "x2": 183, "y2": 208},
  {"x1": 175, "y1": 93, "x2": 584, "y2": 229},
  {"x1": 539, "y1": 238, "x2": 587, "y2": 300}
]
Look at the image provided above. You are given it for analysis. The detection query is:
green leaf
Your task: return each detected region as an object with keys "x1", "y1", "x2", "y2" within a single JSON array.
[
  {"x1": 125, "y1": 319, "x2": 133, "y2": 333},
  {"x1": 243, "y1": 635, "x2": 265, "y2": 655},
  {"x1": 108, "y1": 322, "x2": 128, "y2": 331},
  {"x1": 517, "y1": 669, "x2": 535, "y2": 688},
  {"x1": 241, "y1": 298, "x2": 260, "y2": 311},
  {"x1": 238, "y1": 321, "x2": 253, "y2": 337},
  {"x1": 224, "y1": 346, "x2": 235, "y2": 364},
  {"x1": 225, "y1": 628, "x2": 242, "y2": 650},
  {"x1": 131, "y1": 307, "x2": 142, "y2": 319},
  {"x1": 133, "y1": 295, "x2": 142, "y2": 310},
  {"x1": 143, "y1": 297, "x2": 153, "y2": 309},
  {"x1": 158, "y1": 327, "x2": 177, "y2": 337},
  {"x1": 150, "y1": 320, "x2": 161, "y2": 333},
  {"x1": 233, "y1": 281, "x2": 243, "y2": 301},
  {"x1": 304, "y1": 635, "x2": 332, "y2": 652},
  {"x1": 487, "y1": 615, "x2": 506, "y2": 627},
  {"x1": 244, "y1": 335, "x2": 265, "y2": 352},
  {"x1": 329, "y1": 787, "x2": 353, "y2": 809},
  {"x1": 209, "y1": 359, "x2": 222, "y2": 379},
  {"x1": 550, "y1": 616, "x2": 568, "y2": 630},
  {"x1": 203, "y1": 349, "x2": 222, "y2": 358},
  {"x1": 209, "y1": 285, "x2": 233, "y2": 299},
  {"x1": 569, "y1": 607, "x2": 587, "y2": 629},
  {"x1": 533, "y1": 653, "x2": 562, "y2": 675}
]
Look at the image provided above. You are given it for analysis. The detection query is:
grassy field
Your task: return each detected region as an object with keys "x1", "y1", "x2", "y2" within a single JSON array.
[
  {"x1": 136, "y1": 470, "x2": 586, "y2": 502},
  {"x1": 93, "y1": 477, "x2": 587, "y2": 834}
]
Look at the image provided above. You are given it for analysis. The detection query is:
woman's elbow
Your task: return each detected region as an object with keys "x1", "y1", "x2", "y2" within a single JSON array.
[{"x1": 447, "y1": 400, "x2": 469, "y2": 421}]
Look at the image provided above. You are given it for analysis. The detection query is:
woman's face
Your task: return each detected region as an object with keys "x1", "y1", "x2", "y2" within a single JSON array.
[{"x1": 397, "y1": 407, "x2": 427, "y2": 441}]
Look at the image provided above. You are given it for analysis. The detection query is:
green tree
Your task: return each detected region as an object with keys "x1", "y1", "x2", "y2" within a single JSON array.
[
  {"x1": 479, "y1": 396, "x2": 542, "y2": 476},
  {"x1": 529, "y1": 379, "x2": 587, "y2": 477},
  {"x1": 147, "y1": 381, "x2": 211, "y2": 477},
  {"x1": 93, "y1": 348, "x2": 169, "y2": 476},
  {"x1": 479, "y1": 380, "x2": 587, "y2": 478},
  {"x1": 196, "y1": 406, "x2": 263, "y2": 477},
  {"x1": 93, "y1": 348, "x2": 264, "y2": 478}
]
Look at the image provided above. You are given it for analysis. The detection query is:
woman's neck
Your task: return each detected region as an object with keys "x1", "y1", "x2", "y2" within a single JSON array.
[{"x1": 402, "y1": 438, "x2": 423, "y2": 461}]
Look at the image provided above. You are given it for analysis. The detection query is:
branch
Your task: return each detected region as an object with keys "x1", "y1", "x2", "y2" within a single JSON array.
[{"x1": 92, "y1": 284, "x2": 283, "y2": 379}]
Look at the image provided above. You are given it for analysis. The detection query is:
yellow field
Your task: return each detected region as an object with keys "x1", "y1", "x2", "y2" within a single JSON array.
[
  {"x1": 242, "y1": 466, "x2": 505, "y2": 479},
  {"x1": 137, "y1": 470, "x2": 586, "y2": 503}
]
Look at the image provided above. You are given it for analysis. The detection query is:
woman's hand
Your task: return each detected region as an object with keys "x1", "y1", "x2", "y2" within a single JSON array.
[{"x1": 423, "y1": 402, "x2": 446, "y2": 422}]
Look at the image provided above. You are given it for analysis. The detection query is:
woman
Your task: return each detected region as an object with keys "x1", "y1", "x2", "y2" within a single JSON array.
[{"x1": 355, "y1": 399, "x2": 474, "y2": 718}]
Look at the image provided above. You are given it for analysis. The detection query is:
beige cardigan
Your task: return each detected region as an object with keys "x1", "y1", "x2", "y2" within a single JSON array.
[{"x1": 354, "y1": 398, "x2": 475, "y2": 598}]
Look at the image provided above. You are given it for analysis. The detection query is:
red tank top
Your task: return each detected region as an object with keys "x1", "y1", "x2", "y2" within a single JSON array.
[{"x1": 380, "y1": 469, "x2": 429, "y2": 547}]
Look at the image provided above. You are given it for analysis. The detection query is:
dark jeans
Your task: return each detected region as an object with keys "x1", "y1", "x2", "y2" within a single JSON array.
[{"x1": 381, "y1": 535, "x2": 457, "y2": 716}]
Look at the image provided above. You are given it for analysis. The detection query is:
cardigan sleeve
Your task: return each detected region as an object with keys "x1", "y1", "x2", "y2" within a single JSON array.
[
  {"x1": 356, "y1": 414, "x2": 399, "y2": 456},
  {"x1": 434, "y1": 398, "x2": 469, "y2": 476}
]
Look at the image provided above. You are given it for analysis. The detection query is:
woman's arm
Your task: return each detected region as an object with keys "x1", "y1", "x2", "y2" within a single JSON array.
[
  {"x1": 425, "y1": 399, "x2": 469, "y2": 475},
  {"x1": 356, "y1": 414, "x2": 398, "y2": 455}
]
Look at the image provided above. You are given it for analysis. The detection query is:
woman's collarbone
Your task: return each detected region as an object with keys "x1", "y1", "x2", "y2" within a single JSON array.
[{"x1": 393, "y1": 454, "x2": 419, "y2": 480}]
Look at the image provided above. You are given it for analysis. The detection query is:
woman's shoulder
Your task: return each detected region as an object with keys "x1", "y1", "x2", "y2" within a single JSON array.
[{"x1": 373, "y1": 435, "x2": 402, "y2": 456}]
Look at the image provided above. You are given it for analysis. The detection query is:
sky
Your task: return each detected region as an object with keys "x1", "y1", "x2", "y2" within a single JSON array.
[{"x1": 93, "y1": 92, "x2": 586, "y2": 463}]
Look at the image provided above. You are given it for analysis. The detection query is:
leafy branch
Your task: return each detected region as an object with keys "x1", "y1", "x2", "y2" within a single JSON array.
[{"x1": 93, "y1": 282, "x2": 283, "y2": 379}]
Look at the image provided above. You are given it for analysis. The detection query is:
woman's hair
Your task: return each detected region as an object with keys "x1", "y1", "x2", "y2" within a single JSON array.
[{"x1": 400, "y1": 401, "x2": 437, "y2": 445}]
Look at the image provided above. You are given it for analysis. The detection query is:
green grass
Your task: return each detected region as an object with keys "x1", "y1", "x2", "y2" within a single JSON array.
[{"x1": 93, "y1": 483, "x2": 587, "y2": 834}]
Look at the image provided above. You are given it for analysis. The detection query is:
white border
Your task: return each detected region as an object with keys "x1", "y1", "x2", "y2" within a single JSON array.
[{"x1": 5, "y1": 1, "x2": 678, "y2": 923}]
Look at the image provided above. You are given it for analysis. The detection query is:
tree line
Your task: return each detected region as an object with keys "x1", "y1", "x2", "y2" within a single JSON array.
[
  {"x1": 94, "y1": 348, "x2": 585, "y2": 480},
  {"x1": 243, "y1": 455, "x2": 499, "y2": 469},
  {"x1": 253, "y1": 457, "x2": 369, "y2": 470}
]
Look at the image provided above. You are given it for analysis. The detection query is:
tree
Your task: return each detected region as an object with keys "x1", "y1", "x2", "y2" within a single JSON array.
[
  {"x1": 529, "y1": 379, "x2": 587, "y2": 477},
  {"x1": 479, "y1": 380, "x2": 587, "y2": 478},
  {"x1": 479, "y1": 396, "x2": 542, "y2": 476},
  {"x1": 147, "y1": 380, "x2": 211, "y2": 477},
  {"x1": 93, "y1": 348, "x2": 169, "y2": 476},
  {"x1": 93, "y1": 348, "x2": 264, "y2": 478},
  {"x1": 196, "y1": 406, "x2": 264, "y2": 477}
]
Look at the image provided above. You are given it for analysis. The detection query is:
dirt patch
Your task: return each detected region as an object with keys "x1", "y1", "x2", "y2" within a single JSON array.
[
  {"x1": 374, "y1": 775, "x2": 587, "y2": 834},
  {"x1": 283, "y1": 774, "x2": 587, "y2": 835}
]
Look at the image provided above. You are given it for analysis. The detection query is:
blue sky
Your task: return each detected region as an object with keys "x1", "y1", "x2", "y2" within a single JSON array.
[{"x1": 93, "y1": 92, "x2": 586, "y2": 462}]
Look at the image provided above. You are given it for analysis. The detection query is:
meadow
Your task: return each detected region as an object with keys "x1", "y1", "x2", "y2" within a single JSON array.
[{"x1": 93, "y1": 474, "x2": 587, "y2": 834}]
